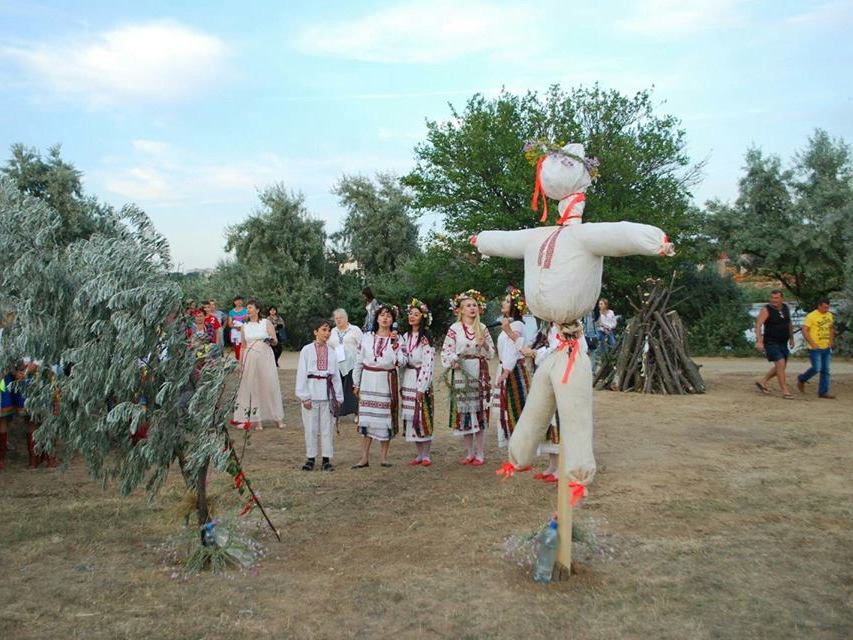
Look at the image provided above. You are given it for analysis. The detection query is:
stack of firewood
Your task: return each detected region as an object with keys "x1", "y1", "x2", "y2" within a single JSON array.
[{"x1": 594, "y1": 276, "x2": 705, "y2": 394}]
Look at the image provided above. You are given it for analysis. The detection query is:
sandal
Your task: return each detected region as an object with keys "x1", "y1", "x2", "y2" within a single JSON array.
[
  {"x1": 783, "y1": 393, "x2": 794, "y2": 400},
  {"x1": 420, "y1": 459, "x2": 432, "y2": 467},
  {"x1": 321, "y1": 461, "x2": 335, "y2": 472},
  {"x1": 380, "y1": 462, "x2": 393, "y2": 468},
  {"x1": 351, "y1": 462, "x2": 369, "y2": 469},
  {"x1": 301, "y1": 458, "x2": 315, "y2": 471},
  {"x1": 754, "y1": 382, "x2": 771, "y2": 395}
]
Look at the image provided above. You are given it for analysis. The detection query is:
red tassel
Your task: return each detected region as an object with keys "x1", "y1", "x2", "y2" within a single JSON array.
[
  {"x1": 239, "y1": 495, "x2": 255, "y2": 517},
  {"x1": 532, "y1": 157, "x2": 548, "y2": 223},
  {"x1": 568, "y1": 481, "x2": 588, "y2": 507}
]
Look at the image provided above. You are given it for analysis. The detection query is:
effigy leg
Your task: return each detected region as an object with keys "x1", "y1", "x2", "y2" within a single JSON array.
[{"x1": 507, "y1": 358, "x2": 558, "y2": 469}]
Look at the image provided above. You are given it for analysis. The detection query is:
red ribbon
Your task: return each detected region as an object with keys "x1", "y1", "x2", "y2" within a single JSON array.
[
  {"x1": 659, "y1": 233, "x2": 671, "y2": 256},
  {"x1": 556, "y1": 192, "x2": 586, "y2": 225},
  {"x1": 568, "y1": 481, "x2": 588, "y2": 507},
  {"x1": 237, "y1": 421, "x2": 251, "y2": 431},
  {"x1": 555, "y1": 334, "x2": 579, "y2": 384},
  {"x1": 234, "y1": 470, "x2": 245, "y2": 489},
  {"x1": 239, "y1": 495, "x2": 255, "y2": 516},
  {"x1": 532, "y1": 157, "x2": 548, "y2": 222},
  {"x1": 496, "y1": 462, "x2": 532, "y2": 480}
]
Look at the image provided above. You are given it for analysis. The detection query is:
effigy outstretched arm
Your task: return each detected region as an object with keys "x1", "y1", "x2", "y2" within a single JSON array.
[
  {"x1": 576, "y1": 221, "x2": 674, "y2": 258},
  {"x1": 470, "y1": 228, "x2": 540, "y2": 259}
]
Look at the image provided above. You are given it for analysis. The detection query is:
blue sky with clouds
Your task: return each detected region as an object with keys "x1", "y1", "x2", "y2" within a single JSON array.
[{"x1": 1, "y1": 0, "x2": 851, "y2": 269}]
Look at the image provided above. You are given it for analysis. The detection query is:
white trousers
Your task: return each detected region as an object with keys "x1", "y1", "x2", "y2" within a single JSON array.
[
  {"x1": 302, "y1": 402, "x2": 335, "y2": 459},
  {"x1": 508, "y1": 347, "x2": 596, "y2": 485}
]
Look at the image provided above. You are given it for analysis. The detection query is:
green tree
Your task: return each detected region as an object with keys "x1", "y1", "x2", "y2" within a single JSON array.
[
  {"x1": 402, "y1": 85, "x2": 703, "y2": 306},
  {"x1": 1, "y1": 143, "x2": 108, "y2": 242},
  {"x1": 216, "y1": 184, "x2": 336, "y2": 345},
  {"x1": 706, "y1": 130, "x2": 851, "y2": 309},
  {"x1": 331, "y1": 173, "x2": 420, "y2": 279},
  {"x1": 0, "y1": 178, "x2": 241, "y2": 532}
]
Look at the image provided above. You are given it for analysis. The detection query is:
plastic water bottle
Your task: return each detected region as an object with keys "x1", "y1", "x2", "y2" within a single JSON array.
[{"x1": 533, "y1": 518, "x2": 559, "y2": 583}]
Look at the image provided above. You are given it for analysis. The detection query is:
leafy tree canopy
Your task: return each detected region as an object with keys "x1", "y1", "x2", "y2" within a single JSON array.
[
  {"x1": 706, "y1": 129, "x2": 851, "y2": 309},
  {"x1": 401, "y1": 84, "x2": 703, "y2": 313},
  {"x1": 331, "y1": 173, "x2": 420, "y2": 280}
]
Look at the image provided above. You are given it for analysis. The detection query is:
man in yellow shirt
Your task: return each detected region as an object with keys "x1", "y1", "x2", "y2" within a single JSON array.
[{"x1": 797, "y1": 298, "x2": 835, "y2": 399}]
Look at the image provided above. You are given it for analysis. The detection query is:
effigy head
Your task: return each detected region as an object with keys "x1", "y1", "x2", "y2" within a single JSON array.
[{"x1": 524, "y1": 140, "x2": 599, "y2": 225}]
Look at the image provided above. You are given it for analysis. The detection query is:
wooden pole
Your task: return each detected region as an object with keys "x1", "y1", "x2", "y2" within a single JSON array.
[{"x1": 554, "y1": 447, "x2": 573, "y2": 580}]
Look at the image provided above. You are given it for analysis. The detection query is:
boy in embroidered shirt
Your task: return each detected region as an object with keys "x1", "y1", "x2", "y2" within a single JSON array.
[{"x1": 296, "y1": 318, "x2": 344, "y2": 471}]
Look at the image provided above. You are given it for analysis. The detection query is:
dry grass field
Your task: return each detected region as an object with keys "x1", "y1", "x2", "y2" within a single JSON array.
[{"x1": 1, "y1": 354, "x2": 851, "y2": 639}]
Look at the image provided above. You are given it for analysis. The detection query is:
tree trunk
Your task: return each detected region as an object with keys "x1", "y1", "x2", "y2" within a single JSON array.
[{"x1": 196, "y1": 457, "x2": 210, "y2": 528}]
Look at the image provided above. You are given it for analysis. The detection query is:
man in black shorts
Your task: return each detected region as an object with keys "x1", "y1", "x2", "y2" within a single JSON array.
[{"x1": 754, "y1": 289, "x2": 795, "y2": 398}]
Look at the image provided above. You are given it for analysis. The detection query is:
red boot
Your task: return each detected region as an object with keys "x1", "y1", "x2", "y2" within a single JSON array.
[
  {"x1": 27, "y1": 432, "x2": 41, "y2": 469},
  {"x1": 0, "y1": 432, "x2": 7, "y2": 470}
]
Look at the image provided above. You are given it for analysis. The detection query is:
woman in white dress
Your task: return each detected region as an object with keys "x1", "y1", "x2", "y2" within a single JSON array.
[
  {"x1": 440, "y1": 289, "x2": 495, "y2": 466},
  {"x1": 493, "y1": 286, "x2": 531, "y2": 449},
  {"x1": 352, "y1": 303, "x2": 405, "y2": 468},
  {"x1": 400, "y1": 299, "x2": 436, "y2": 467},
  {"x1": 232, "y1": 300, "x2": 285, "y2": 430}
]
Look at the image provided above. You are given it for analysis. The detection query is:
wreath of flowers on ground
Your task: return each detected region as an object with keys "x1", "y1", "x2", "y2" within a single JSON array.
[
  {"x1": 449, "y1": 289, "x2": 487, "y2": 314},
  {"x1": 506, "y1": 285, "x2": 528, "y2": 315},
  {"x1": 522, "y1": 138, "x2": 601, "y2": 181},
  {"x1": 407, "y1": 298, "x2": 432, "y2": 327}
]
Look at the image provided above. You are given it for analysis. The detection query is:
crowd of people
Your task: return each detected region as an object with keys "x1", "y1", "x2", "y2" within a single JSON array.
[{"x1": 213, "y1": 285, "x2": 624, "y2": 479}]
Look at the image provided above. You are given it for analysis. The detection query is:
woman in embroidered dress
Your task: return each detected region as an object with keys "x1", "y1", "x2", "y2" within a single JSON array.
[
  {"x1": 440, "y1": 289, "x2": 495, "y2": 466},
  {"x1": 400, "y1": 299, "x2": 436, "y2": 467},
  {"x1": 332, "y1": 308, "x2": 364, "y2": 420},
  {"x1": 493, "y1": 287, "x2": 531, "y2": 450},
  {"x1": 352, "y1": 304, "x2": 404, "y2": 468},
  {"x1": 232, "y1": 300, "x2": 285, "y2": 430}
]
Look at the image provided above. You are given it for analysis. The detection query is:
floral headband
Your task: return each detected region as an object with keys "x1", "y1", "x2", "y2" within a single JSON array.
[
  {"x1": 407, "y1": 298, "x2": 432, "y2": 327},
  {"x1": 506, "y1": 286, "x2": 528, "y2": 315},
  {"x1": 522, "y1": 139, "x2": 600, "y2": 181},
  {"x1": 450, "y1": 289, "x2": 487, "y2": 314}
]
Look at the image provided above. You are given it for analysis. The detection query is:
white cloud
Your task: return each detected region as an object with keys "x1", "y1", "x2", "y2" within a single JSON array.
[
  {"x1": 294, "y1": 1, "x2": 538, "y2": 63},
  {"x1": 618, "y1": 0, "x2": 745, "y2": 36},
  {"x1": 131, "y1": 139, "x2": 171, "y2": 155},
  {"x1": 4, "y1": 21, "x2": 229, "y2": 106}
]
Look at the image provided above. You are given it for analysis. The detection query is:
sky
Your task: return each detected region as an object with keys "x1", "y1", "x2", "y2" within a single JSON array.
[{"x1": 1, "y1": 0, "x2": 851, "y2": 270}]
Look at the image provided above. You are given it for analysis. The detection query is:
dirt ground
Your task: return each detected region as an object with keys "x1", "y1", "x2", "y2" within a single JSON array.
[{"x1": 0, "y1": 354, "x2": 851, "y2": 640}]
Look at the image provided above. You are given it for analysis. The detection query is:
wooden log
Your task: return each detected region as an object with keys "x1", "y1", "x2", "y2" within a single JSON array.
[
  {"x1": 649, "y1": 335, "x2": 677, "y2": 394},
  {"x1": 555, "y1": 450, "x2": 573, "y2": 581}
]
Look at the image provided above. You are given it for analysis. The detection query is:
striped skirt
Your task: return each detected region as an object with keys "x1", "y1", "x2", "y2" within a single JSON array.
[{"x1": 494, "y1": 361, "x2": 531, "y2": 448}]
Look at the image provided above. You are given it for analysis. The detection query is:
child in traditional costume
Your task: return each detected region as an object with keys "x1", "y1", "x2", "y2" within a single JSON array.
[
  {"x1": 440, "y1": 289, "x2": 495, "y2": 466},
  {"x1": 296, "y1": 318, "x2": 344, "y2": 472},
  {"x1": 400, "y1": 299, "x2": 436, "y2": 467},
  {"x1": 352, "y1": 303, "x2": 405, "y2": 468},
  {"x1": 493, "y1": 286, "x2": 531, "y2": 450}
]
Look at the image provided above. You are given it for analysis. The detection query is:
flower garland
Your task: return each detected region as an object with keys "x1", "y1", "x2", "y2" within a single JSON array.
[
  {"x1": 522, "y1": 138, "x2": 601, "y2": 181},
  {"x1": 506, "y1": 285, "x2": 528, "y2": 315},
  {"x1": 407, "y1": 298, "x2": 432, "y2": 327},
  {"x1": 449, "y1": 289, "x2": 487, "y2": 314}
]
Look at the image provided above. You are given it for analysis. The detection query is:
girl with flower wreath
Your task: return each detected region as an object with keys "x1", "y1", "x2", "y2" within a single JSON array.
[
  {"x1": 493, "y1": 286, "x2": 531, "y2": 450},
  {"x1": 440, "y1": 289, "x2": 495, "y2": 466},
  {"x1": 400, "y1": 299, "x2": 436, "y2": 467},
  {"x1": 352, "y1": 303, "x2": 405, "y2": 468}
]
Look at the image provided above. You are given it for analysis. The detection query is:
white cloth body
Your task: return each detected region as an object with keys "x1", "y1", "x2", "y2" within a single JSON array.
[
  {"x1": 493, "y1": 320, "x2": 528, "y2": 448},
  {"x1": 301, "y1": 403, "x2": 334, "y2": 458},
  {"x1": 295, "y1": 342, "x2": 344, "y2": 404},
  {"x1": 536, "y1": 324, "x2": 562, "y2": 456},
  {"x1": 233, "y1": 319, "x2": 283, "y2": 426},
  {"x1": 475, "y1": 222, "x2": 670, "y2": 325},
  {"x1": 475, "y1": 220, "x2": 672, "y2": 484},
  {"x1": 440, "y1": 321, "x2": 495, "y2": 436},
  {"x1": 332, "y1": 324, "x2": 364, "y2": 375},
  {"x1": 353, "y1": 333, "x2": 406, "y2": 441},
  {"x1": 400, "y1": 331, "x2": 435, "y2": 442}
]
